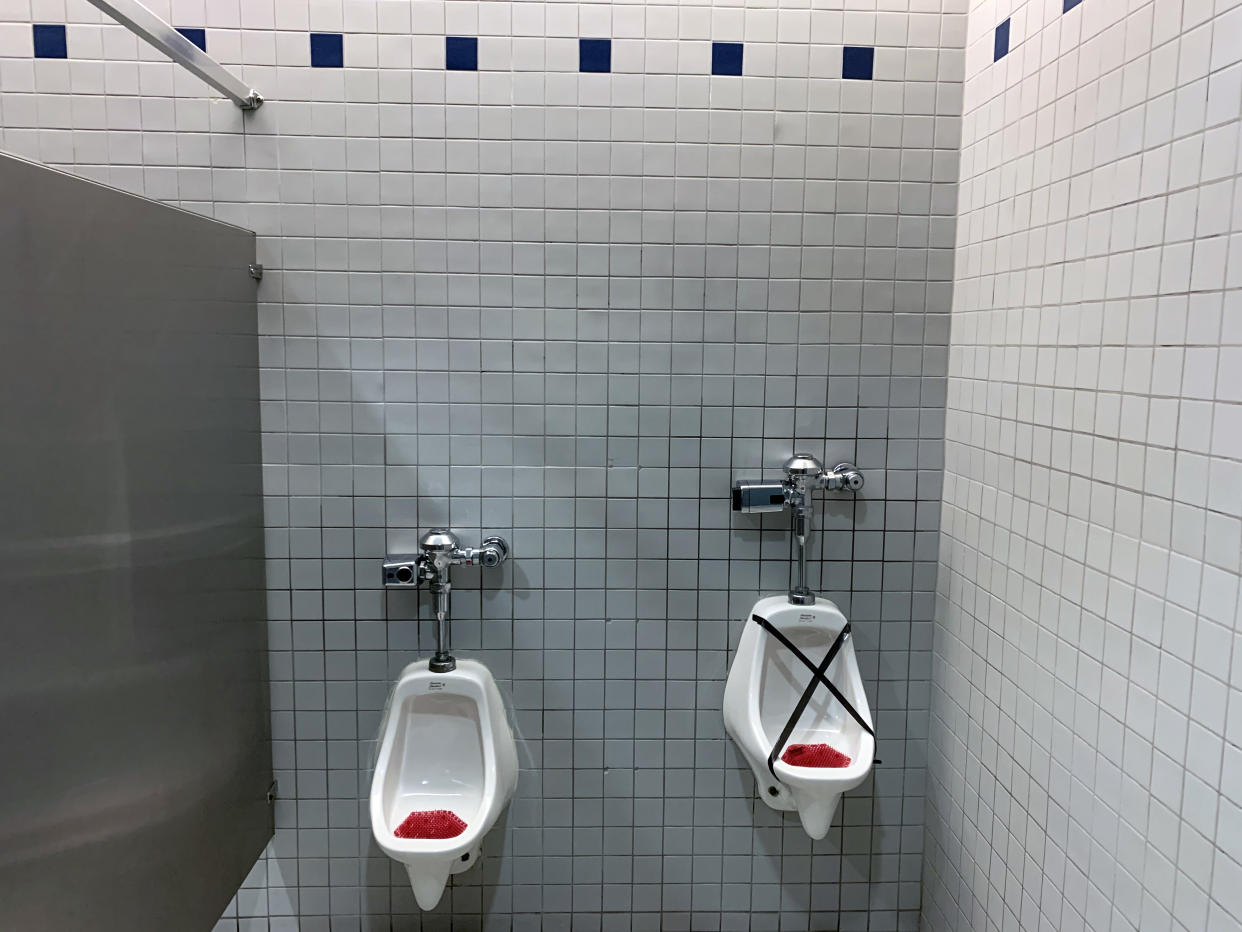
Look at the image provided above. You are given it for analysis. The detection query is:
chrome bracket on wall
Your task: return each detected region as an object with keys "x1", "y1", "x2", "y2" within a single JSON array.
[
  {"x1": 82, "y1": 0, "x2": 264, "y2": 110},
  {"x1": 732, "y1": 454, "x2": 864, "y2": 606}
]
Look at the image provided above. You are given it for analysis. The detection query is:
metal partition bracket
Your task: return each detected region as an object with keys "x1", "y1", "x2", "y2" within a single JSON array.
[{"x1": 82, "y1": 0, "x2": 263, "y2": 110}]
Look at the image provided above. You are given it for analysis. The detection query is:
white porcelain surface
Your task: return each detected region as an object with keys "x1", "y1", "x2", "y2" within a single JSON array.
[
  {"x1": 369, "y1": 659, "x2": 518, "y2": 910},
  {"x1": 723, "y1": 595, "x2": 876, "y2": 839}
]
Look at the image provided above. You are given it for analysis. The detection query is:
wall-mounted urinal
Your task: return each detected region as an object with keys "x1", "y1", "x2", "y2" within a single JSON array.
[
  {"x1": 723, "y1": 595, "x2": 875, "y2": 838},
  {"x1": 369, "y1": 658, "x2": 518, "y2": 910},
  {"x1": 371, "y1": 530, "x2": 517, "y2": 910},
  {"x1": 726, "y1": 454, "x2": 875, "y2": 838}
]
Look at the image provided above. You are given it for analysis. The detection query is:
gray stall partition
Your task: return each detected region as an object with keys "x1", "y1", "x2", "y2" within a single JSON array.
[{"x1": 0, "y1": 152, "x2": 272, "y2": 931}]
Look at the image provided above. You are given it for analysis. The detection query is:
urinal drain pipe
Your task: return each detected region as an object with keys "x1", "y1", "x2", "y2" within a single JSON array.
[
  {"x1": 789, "y1": 506, "x2": 814, "y2": 606},
  {"x1": 430, "y1": 595, "x2": 453, "y2": 673},
  {"x1": 431, "y1": 613, "x2": 453, "y2": 672}
]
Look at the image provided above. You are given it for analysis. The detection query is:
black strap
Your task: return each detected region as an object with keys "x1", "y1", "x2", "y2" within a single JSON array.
[
  {"x1": 751, "y1": 614, "x2": 873, "y2": 739},
  {"x1": 751, "y1": 613, "x2": 875, "y2": 776}
]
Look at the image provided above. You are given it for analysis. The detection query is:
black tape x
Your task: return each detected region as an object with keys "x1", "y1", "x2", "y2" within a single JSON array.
[{"x1": 750, "y1": 613, "x2": 876, "y2": 777}]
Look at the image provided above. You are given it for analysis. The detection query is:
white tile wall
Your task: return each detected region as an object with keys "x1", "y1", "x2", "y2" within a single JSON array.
[
  {"x1": 924, "y1": 0, "x2": 1242, "y2": 930},
  {"x1": 0, "y1": 0, "x2": 965, "y2": 929}
]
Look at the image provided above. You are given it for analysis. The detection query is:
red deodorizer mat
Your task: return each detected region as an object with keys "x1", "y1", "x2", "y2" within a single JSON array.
[
  {"x1": 781, "y1": 743, "x2": 852, "y2": 768},
  {"x1": 394, "y1": 809, "x2": 467, "y2": 839}
]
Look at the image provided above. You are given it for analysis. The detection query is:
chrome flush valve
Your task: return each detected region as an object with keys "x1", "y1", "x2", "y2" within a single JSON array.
[
  {"x1": 731, "y1": 453, "x2": 864, "y2": 605},
  {"x1": 382, "y1": 529, "x2": 510, "y2": 672}
]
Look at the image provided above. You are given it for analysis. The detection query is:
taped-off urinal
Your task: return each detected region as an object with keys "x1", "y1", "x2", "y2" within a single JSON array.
[
  {"x1": 371, "y1": 530, "x2": 517, "y2": 909},
  {"x1": 723, "y1": 596, "x2": 875, "y2": 838},
  {"x1": 726, "y1": 454, "x2": 875, "y2": 838}
]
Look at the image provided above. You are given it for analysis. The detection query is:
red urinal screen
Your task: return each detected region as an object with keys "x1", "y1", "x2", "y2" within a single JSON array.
[
  {"x1": 781, "y1": 743, "x2": 852, "y2": 768},
  {"x1": 394, "y1": 809, "x2": 467, "y2": 839}
]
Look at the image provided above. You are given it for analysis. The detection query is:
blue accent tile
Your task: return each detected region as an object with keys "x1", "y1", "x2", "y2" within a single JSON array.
[
  {"x1": 1064, "y1": 0, "x2": 1083, "y2": 10},
  {"x1": 579, "y1": 38, "x2": 611, "y2": 74},
  {"x1": 993, "y1": 19, "x2": 1010, "y2": 61},
  {"x1": 176, "y1": 28, "x2": 207, "y2": 52},
  {"x1": 32, "y1": 24, "x2": 67, "y2": 59},
  {"x1": 310, "y1": 32, "x2": 343, "y2": 68},
  {"x1": 842, "y1": 45, "x2": 874, "y2": 81},
  {"x1": 446, "y1": 36, "x2": 478, "y2": 71},
  {"x1": 711, "y1": 41, "x2": 743, "y2": 77}
]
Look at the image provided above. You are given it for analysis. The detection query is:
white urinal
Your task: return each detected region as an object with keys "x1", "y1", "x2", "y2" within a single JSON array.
[
  {"x1": 723, "y1": 595, "x2": 875, "y2": 839},
  {"x1": 369, "y1": 658, "x2": 518, "y2": 910}
]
